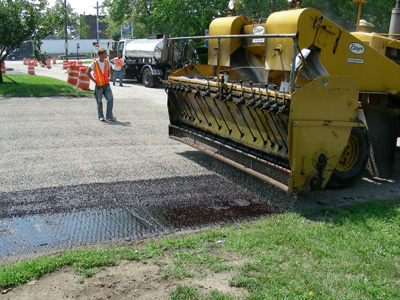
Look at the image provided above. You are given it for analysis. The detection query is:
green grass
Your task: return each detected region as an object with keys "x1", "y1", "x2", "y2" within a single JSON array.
[
  {"x1": 0, "y1": 200, "x2": 399, "y2": 300},
  {"x1": 0, "y1": 74, "x2": 92, "y2": 97},
  {"x1": 169, "y1": 285, "x2": 236, "y2": 300}
]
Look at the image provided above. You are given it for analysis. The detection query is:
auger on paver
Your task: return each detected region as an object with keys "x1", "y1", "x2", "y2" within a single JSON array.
[{"x1": 164, "y1": 0, "x2": 400, "y2": 193}]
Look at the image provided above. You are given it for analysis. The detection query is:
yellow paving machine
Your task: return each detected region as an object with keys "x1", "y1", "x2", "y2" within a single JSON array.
[{"x1": 164, "y1": 0, "x2": 400, "y2": 193}]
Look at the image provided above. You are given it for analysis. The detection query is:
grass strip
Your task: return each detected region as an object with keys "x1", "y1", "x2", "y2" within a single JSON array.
[
  {"x1": 0, "y1": 200, "x2": 399, "y2": 299},
  {"x1": 0, "y1": 74, "x2": 92, "y2": 97}
]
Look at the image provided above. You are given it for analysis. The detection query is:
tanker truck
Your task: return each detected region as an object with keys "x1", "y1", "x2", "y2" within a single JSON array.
[
  {"x1": 108, "y1": 36, "x2": 196, "y2": 87},
  {"x1": 164, "y1": 0, "x2": 400, "y2": 193}
]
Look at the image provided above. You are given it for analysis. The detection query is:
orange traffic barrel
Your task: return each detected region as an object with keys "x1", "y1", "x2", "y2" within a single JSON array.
[
  {"x1": 1, "y1": 61, "x2": 5, "y2": 74},
  {"x1": 67, "y1": 65, "x2": 80, "y2": 85},
  {"x1": 67, "y1": 61, "x2": 75, "y2": 72},
  {"x1": 23, "y1": 58, "x2": 27, "y2": 65},
  {"x1": 63, "y1": 61, "x2": 68, "y2": 69},
  {"x1": 52, "y1": 57, "x2": 56, "y2": 64},
  {"x1": 27, "y1": 59, "x2": 31, "y2": 65},
  {"x1": 40, "y1": 61, "x2": 45, "y2": 67},
  {"x1": 76, "y1": 66, "x2": 90, "y2": 90},
  {"x1": 46, "y1": 59, "x2": 51, "y2": 66},
  {"x1": 28, "y1": 62, "x2": 35, "y2": 75},
  {"x1": 33, "y1": 59, "x2": 38, "y2": 66}
]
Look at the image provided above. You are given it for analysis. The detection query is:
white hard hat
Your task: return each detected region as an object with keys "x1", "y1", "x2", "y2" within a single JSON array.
[{"x1": 359, "y1": 19, "x2": 375, "y2": 28}]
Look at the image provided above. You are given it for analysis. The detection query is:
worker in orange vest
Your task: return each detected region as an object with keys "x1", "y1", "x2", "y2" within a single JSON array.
[
  {"x1": 86, "y1": 48, "x2": 117, "y2": 122},
  {"x1": 111, "y1": 53, "x2": 124, "y2": 87}
]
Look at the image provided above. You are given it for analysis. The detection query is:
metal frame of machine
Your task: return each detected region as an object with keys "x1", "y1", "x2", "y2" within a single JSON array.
[{"x1": 164, "y1": 2, "x2": 400, "y2": 194}]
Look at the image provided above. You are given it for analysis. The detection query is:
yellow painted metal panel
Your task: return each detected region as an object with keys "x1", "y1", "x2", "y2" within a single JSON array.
[
  {"x1": 288, "y1": 75, "x2": 359, "y2": 192},
  {"x1": 208, "y1": 16, "x2": 251, "y2": 67},
  {"x1": 265, "y1": 8, "x2": 400, "y2": 94}
]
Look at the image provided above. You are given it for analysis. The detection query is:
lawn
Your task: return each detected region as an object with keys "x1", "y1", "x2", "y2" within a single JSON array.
[
  {"x1": 0, "y1": 201, "x2": 400, "y2": 299},
  {"x1": 0, "y1": 74, "x2": 92, "y2": 97},
  {"x1": 0, "y1": 200, "x2": 399, "y2": 299}
]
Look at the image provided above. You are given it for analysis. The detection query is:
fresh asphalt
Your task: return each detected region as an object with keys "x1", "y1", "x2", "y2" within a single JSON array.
[
  {"x1": 1, "y1": 61, "x2": 400, "y2": 260},
  {"x1": 0, "y1": 61, "x2": 286, "y2": 259}
]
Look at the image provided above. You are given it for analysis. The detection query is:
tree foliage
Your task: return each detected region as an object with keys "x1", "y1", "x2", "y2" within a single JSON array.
[
  {"x1": 104, "y1": 0, "x2": 397, "y2": 40},
  {"x1": 103, "y1": 0, "x2": 227, "y2": 38},
  {"x1": 236, "y1": 0, "x2": 396, "y2": 33},
  {"x1": 78, "y1": 14, "x2": 90, "y2": 39},
  {"x1": 46, "y1": 0, "x2": 80, "y2": 39},
  {"x1": 304, "y1": 0, "x2": 396, "y2": 32},
  {"x1": 0, "y1": 0, "x2": 54, "y2": 83}
]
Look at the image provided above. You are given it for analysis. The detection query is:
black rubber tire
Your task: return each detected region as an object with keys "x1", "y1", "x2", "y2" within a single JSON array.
[
  {"x1": 142, "y1": 68, "x2": 154, "y2": 88},
  {"x1": 327, "y1": 126, "x2": 369, "y2": 189}
]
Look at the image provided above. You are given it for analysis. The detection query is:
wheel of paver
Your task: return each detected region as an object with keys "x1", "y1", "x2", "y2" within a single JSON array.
[
  {"x1": 327, "y1": 126, "x2": 369, "y2": 189},
  {"x1": 142, "y1": 68, "x2": 154, "y2": 88}
]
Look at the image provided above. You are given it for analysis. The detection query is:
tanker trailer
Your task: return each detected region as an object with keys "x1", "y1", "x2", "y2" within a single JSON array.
[
  {"x1": 109, "y1": 36, "x2": 196, "y2": 87},
  {"x1": 119, "y1": 37, "x2": 167, "y2": 87},
  {"x1": 164, "y1": 1, "x2": 400, "y2": 193}
]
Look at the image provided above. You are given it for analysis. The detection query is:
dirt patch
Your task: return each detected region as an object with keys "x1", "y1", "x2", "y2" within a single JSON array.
[{"x1": 1, "y1": 255, "x2": 248, "y2": 300}]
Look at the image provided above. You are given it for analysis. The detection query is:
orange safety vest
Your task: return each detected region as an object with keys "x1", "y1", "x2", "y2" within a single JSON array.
[
  {"x1": 93, "y1": 59, "x2": 109, "y2": 86},
  {"x1": 115, "y1": 58, "x2": 122, "y2": 67}
]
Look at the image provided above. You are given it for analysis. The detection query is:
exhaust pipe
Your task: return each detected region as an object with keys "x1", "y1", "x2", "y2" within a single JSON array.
[{"x1": 389, "y1": 0, "x2": 400, "y2": 38}]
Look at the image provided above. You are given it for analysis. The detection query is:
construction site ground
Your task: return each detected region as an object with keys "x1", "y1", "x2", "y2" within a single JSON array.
[{"x1": 1, "y1": 60, "x2": 399, "y2": 299}]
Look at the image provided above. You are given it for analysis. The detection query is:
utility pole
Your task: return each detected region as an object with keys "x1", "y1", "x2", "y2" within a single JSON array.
[
  {"x1": 96, "y1": 2, "x2": 100, "y2": 46},
  {"x1": 389, "y1": 0, "x2": 400, "y2": 38},
  {"x1": 64, "y1": 0, "x2": 68, "y2": 61}
]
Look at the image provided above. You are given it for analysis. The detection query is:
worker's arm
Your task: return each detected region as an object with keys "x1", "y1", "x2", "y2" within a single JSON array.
[
  {"x1": 86, "y1": 67, "x2": 96, "y2": 83},
  {"x1": 109, "y1": 65, "x2": 113, "y2": 81}
]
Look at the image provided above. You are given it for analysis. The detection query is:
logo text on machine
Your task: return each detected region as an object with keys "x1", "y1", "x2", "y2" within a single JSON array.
[
  {"x1": 252, "y1": 25, "x2": 265, "y2": 44},
  {"x1": 349, "y1": 43, "x2": 365, "y2": 54}
]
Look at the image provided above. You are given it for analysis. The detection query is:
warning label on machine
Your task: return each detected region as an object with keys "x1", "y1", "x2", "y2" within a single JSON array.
[{"x1": 347, "y1": 57, "x2": 364, "y2": 64}]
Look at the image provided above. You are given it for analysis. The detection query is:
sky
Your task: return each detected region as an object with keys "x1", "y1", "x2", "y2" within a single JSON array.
[{"x1": 47, "y1": 0, "x2": 105, "y2": 15}]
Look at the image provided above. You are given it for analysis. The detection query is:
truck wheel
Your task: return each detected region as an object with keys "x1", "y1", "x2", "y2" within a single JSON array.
[
  {"x1": 142, "y1": 68, "x2": 154, "y2": 88},
  {"x1": 327, "y1": 126, "x2": 369, "y2": 189}
]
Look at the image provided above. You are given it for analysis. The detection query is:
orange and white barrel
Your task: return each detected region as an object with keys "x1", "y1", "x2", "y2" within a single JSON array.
[
  {"x1": 46, "y1": 59, "x2": 51, "y2": 66},
  {"x1": 23, "y1": 58, "x2": 27, "y2": 65},
  {"x1": 67, "y1": 61, "x2": 75, "y2": 72},
  {"x1": 52, "y1": 57, "x2": 56, "y2": 64},
  {"x1": 63, "y1": 61, "x2": 68, "y2": 69},
  {"x1": 40, "y1": 61, "x2": 45, "y2": 67},
  {"x1": 76, "y1": 61, "x2": 82, "y2": 66},
  {"x1": 28, "y1": 62, "x2": 35, "y2": 75},
  {"x1": 27, "y1": 59, "x2": 31, "y2": 65},
  {"x1": 33, "y1": 59, "x2": 38, "y2": 66},
  {"x1": 1, "y1": 61, "x2": 5, "y2": 74},
  {"x1": 67, "y1": 65, "x2": 80, "y2": 85},
  {"x1": 76, "y1": 66, "x2": 90, "y2": 90}
]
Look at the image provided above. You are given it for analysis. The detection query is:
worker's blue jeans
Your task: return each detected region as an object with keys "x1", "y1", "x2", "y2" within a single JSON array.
[
  {"x1": 94, "y1": 84, "x2": 114, "y2": 119},
  {"x1": 113, "y1": 69, "x2": 123, "y2": 86}
]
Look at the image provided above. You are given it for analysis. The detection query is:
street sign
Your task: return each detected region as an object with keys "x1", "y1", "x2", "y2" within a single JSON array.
[
  {"x1": 77, "y1": 43, "x2": 80, "y2": 49},
  {"x1": 121, "y1": 23, "x2": 131, "y2": 30},
  {"x1": 95, "y1": 44, "x2": 99, "y2": 49}
]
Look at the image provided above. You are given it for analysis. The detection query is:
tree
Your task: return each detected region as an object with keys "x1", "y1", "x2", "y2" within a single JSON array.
[
  {"x1": 236, "y1": 0, "x2": 290, "y2": 19},
  {"x1": 0, "y1": 0, "x2": 53, "y2": 83},
  {"x1": 236, "y1": 0, "x2": 396, "y2": 33},
  {"x1": 78, "y1": 14, "x2": 90, "y2": 39},
  {"x1": 47, "y1": 0, "x2": 80, "y2": 39},
  {"x1": 103, "y1": 0, "x2": 227, "y2": 39}
]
